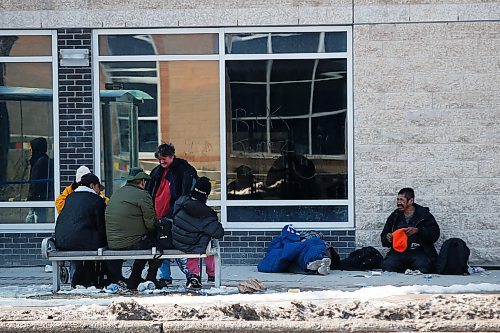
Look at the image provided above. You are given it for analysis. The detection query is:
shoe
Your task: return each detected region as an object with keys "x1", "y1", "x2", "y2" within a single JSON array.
[
  {"x1": 152, "y1": 279, "x2": 169, "y2": 289},
  {"x1": 186, "y1": 275, "x2": 202, "y2": 290},
  {"x1": 159, "y1": 278, "x2": 172, "y2": 285},
  {"x1": 307, "y1": 257, "x2": 331, "y2": 271},
  {"x1": 207, "y1": 275, "x2": 215, "y2": 284},
  {"x1": 126, "y1": 277, "x2": 143, "y2": 290},
  {"x1": 317, "y1": 263, "x2": 330, "y2": 275}
]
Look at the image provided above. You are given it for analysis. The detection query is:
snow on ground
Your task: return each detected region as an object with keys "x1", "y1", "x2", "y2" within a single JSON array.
[{"x1": 0, "y1": 282, "x2": 499, "y2": 308}]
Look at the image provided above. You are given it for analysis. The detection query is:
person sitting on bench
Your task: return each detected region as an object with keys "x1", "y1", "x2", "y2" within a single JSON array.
[
  {"x1": 105, "y1": 167, "x2": 167, "y2": 290},
  {"x1": 172, "y1": 177, "x2": 224, "y2": 289},
  {"x1": 54, "y1": 173, "x2": 107, "y2": 288}
]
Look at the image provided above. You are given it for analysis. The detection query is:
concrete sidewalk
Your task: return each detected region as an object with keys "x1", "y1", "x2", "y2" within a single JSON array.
[{"x1": 1, "y1": 265, "x2": 498, "y2": 291}]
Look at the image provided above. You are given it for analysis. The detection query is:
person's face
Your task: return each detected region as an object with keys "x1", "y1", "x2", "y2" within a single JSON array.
[
  {"x1": 396, "y1": 194, "x2": 413, "y2": 211},
  {"x1": 158, "y1": 154, "x2": 174, "y2": 169},
  {"x1": 90, "y1": 183, "x2": 100, "y2": 194}
]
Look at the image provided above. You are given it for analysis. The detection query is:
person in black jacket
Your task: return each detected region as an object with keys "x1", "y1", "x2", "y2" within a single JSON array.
[
  {"x1": 26, "y1": 137, "x2": 52, "y2": 223},
  {"x1": 55, "y1": 173, "x2": 107, "y2": 287},
  {"x1": 172, "y1": 177, "x2": 224, "y2": 289},
  {"x1": 380, "y1": 187, "x2": 440, "y2": 273},
  {"x1": 146, "y1": 143, "x2": 197, "y2": 285}
]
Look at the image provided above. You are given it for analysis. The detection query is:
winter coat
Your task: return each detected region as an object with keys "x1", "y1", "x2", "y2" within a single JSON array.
[
  {"x1": 257, "y1": 225, "x2": 328, "y2": 273},
  {"x1": 380, "y1": 203, "x2": 440, "y2": 259},
  {"x1": 55, "y1": 187, "x2": 107, "y2": 251},
  {"x1": 105, "y1": 183, "x2": 156, "y2": 249},
  {"x1": 28, "y1": 137, "x2": 51, "y2": 201},
  {"x1": 146, "y1": 158, "x2": 197, "y2": 218},
  {"x1": 172, "y1": 195, "x2": 224, "y2": 254}
]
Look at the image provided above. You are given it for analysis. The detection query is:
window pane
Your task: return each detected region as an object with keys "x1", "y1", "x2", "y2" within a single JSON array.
[
  {"x1": 0, "y1": 207, "x2": 55, "y2": 224},
  {"x1": 227, "y1": 206, "x2": 348, "y2": 222},
  {"x1": 138, "y1": 120, "x2": 158, "y2": 152},
  {"x1": 0, "y1": 62, "x2": 54, "y2": 204},
  {"x1": 100, "y1": 61, "x2": 221, "y2": 199},
  {"x1": 0, "y1": 35, "x2": 52, "y2": 56},
  {"x1": 226, "y1": 59, "x2": 348, "y2": 200},
  {"x1": 225, "y1": 32, "x2": 347, "y2": 54},
  {"x1": 99, "y1": 34, "x2": 218, "y2": 56}
]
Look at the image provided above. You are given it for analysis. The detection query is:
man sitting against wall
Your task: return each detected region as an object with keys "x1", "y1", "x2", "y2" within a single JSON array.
[{"x1": 380, "y1": 187, "x2": 440, "y2": 274}]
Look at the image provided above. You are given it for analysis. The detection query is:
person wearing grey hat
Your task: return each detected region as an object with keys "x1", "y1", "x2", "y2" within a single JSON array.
[{"x1": 104, "y1": 167, "x2": 166, "y2": 289}]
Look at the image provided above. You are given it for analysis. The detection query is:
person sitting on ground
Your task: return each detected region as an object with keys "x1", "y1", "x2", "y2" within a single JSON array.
[
  {"x1": 54, "y1": 173, "x2": 107, "y2": 288},
  {"x1": 56, "y1": 165, "x2": 108, "y2": 214},
  {"x1": 257, "y1": 224, "x2": 331, "y2": 276},
  {"x1": 172, "y1": 177, "x2": 225, "y2": 289},
  {"x1": 105, "y1": 167, "x2": 166, "y2": 290},
  {"x1": 380, "y1": 187, "x2": 440, "y2": 274}
]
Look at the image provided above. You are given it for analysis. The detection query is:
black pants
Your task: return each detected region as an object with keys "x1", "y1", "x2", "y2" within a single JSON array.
[
  {"x1": 382, "y1": 249, "x2": 432, "y2": 273},
  {"x1": 107, "y1": 237, "x2": 161, "y2": 285}
]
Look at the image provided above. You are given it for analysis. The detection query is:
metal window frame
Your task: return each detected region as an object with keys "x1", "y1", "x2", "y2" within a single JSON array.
[
  {"x1": 93, "y1": 26, "x2": 353, "y2": 231},
  {"x1": 0, "y1": 30, "x2": 59, "y2": 232}
]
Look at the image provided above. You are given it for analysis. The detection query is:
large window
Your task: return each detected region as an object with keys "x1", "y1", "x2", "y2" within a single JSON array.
[
  {"x1": 0, "y1": 32, "x2": 58, "y2": 225},
  {"x1": 95, "y1": 27, "x2": 352, "y2": 229}
]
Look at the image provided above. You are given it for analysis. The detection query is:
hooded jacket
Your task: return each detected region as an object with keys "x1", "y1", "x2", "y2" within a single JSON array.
[
  {"x1": 28, "y1": 137, "x2": 51, "y2": 201},
  {"x1": 146, "y1": 157, "x2": 198, "y2": 219},
  {"x1": 55, "y1": 187, "x2": 107, "y2": 251},
  {"x1": 380, "y1": 203, "x2": 440, "y2": 259},
  {"x1": 171, "y1": 195, "x2": 224, "y2": 254}
]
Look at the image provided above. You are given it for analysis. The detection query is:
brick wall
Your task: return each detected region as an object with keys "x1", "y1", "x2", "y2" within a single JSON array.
[
  {"x1": 57, "y1": 28, "x2": 94, "y2": 190},
  {"x1": 354, "y1": 21, "x2": 500, "y2": 264},
  {"x1": 0, "y1": 233, "x2": 49, "y2": 266},
  {"x1": 221, "y1": 230, "x2": 355, "y2": 265}
]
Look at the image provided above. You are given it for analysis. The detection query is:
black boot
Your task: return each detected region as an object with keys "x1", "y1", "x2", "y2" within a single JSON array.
[{"x1": 127, "y1": 260, "x2": 145, "y2": 290}]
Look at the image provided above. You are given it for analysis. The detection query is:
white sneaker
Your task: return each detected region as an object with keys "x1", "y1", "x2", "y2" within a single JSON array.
[
  {"x1": 317, "y1": 263, "x2": 330, "y2": 275},
  {"x1": 307, "y1": 257, "x2": 331, "y2": 271}
]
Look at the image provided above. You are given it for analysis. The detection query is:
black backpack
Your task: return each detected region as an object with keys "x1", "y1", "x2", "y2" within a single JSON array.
[
  {"x1": 153, "y1": 217, "x2": 175, "y2": 250},
  {"x1": 340, "y1": 246, "x2": 383, "y2": 271},
  {"x1": 436, "y1": 238, "x2": 470, "y2": 275}
]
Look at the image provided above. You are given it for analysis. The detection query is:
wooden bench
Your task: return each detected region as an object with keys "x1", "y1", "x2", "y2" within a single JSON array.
[{"x1": 41, "y1": 237, "x2": 221, "y2": 292}]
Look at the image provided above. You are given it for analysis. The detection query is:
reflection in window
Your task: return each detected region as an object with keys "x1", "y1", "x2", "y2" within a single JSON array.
[
  {"x1": 225, "y1": 32, "x2": 347, "y2": 54},
  {"x1": 226, "y1": 59, "x2": 348, "y2": 200},
  {"x1": 0, "y1": 62, "x2": 54, "y2": 222},
  {"x1": 227, "y1": 205, "x2": 348, "y2": 222},
  {"x1": 100, "y1": 61, "x2": 221, "y2": 199},
  {"x1": 99, "y1": 34, "x2": 218, "y2": 56}
]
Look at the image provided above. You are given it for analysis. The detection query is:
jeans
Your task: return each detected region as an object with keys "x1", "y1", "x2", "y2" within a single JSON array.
[{"x1": 159, "y1": 258, "x2": 190, "y2": 280}]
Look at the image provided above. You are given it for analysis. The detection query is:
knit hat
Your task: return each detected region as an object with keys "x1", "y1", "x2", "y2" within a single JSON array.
[
  {"x1": 190, "y1": 177, "x2": 211, "y2": 203},
  {"x1": 79, "y1": 173, "x2": 101, "y2": 188},
  {"x1": 125, "y1": 167, "x2": 151, "y2": 181},
  {"x1": 392, "y1": 228, "x2": 408, "y2": 253},
  {"x1": 75, "y1": 165, "x2": 91, "y2": 183}
]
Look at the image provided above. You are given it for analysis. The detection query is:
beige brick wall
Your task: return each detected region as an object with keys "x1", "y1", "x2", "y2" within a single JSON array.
[
  {"x1": 354, "y1": 21, "x2": 500, "y2": 264},
  {"x1": 1, "y1": 0, "x2": 498, "y2": 264}
]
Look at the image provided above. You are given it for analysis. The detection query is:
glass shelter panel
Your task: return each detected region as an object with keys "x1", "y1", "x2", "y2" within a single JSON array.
[{"x1": 100, "y1": 61, "x2": 221, "y2": 199}]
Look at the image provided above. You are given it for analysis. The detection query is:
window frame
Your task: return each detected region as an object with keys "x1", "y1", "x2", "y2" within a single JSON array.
[
  {"x1": 0, "y1": 30, "x2": 59, "y2": 232},
  {"x1": 93, "y1": 26, "x2": 353, "y2": 231}
]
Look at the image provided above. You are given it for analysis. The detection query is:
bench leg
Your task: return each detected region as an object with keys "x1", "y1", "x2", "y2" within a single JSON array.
[
  {"x1": 214, "y1": 251, "x2": 222, "y2": 288},
  {"x1": 52, "y1": 261, "x2": 60, "y2": 292}
]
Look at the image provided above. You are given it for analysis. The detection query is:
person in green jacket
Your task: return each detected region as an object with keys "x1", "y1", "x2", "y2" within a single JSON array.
[{"x1": 105, "y1": 167, "x2": 166, "y2": 290}]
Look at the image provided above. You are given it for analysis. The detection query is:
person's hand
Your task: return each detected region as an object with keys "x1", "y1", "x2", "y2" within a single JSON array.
[
  {"x1": 386, "y1": 233, "x2": 393, "y2": 242},
  {"x1": 405, "y1": 227, "x2": 418, "y2": 236}
]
